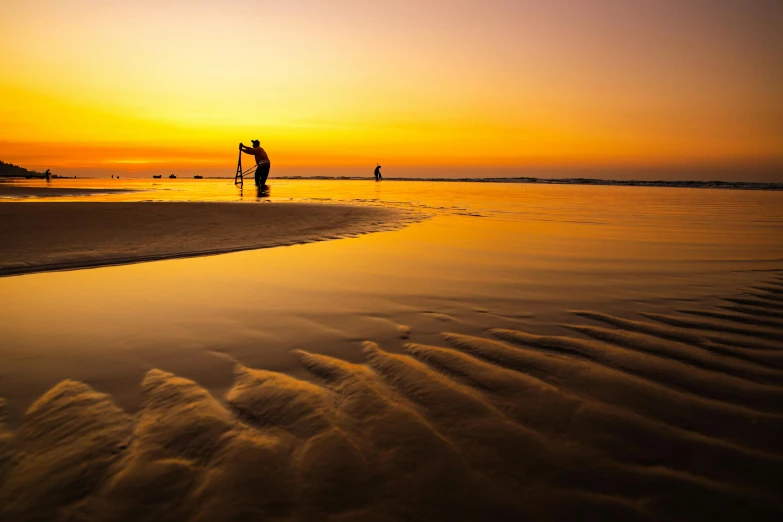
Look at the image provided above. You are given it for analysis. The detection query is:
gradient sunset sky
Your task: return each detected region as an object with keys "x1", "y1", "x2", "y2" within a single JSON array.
[{"x1": 1, "y1": 0, "x2": 781, "y2": 179}]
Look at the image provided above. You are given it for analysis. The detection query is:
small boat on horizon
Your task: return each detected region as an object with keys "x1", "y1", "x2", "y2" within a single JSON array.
[
  {"x1": 169, "y1": 174, "x2": 177, "y2": 179},
  {"x1": 153, "y1": 175, "x2": 161, "y2": 179},
  {"x1": 194, "y1": 175, "x2": 203, "y2": 179}
]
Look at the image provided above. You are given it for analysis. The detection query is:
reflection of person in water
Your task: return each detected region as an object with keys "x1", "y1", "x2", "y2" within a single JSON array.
[
  {"x1": 239, "y1": 184, "x2": 271, "y2": 200},
  {"x1": 374, "y1": 164, "x2": 382, "y2": 181},
  {"x1": 240, "y1": 140, "x2": 271, "y2": 186}
]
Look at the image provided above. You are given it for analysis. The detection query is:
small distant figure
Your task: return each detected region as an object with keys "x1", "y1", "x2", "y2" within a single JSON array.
[
  {"x1": 374, "y1": 164, "x2": 382, "y2": 181},
  {"x1": 45, "y1": 169, "x2": 51, "y2": 182},
  {"x1": 111, "y1": 175, "x2": 114, "y2": 179},
  {"x1": 240, "y1": 140, "x2": 271, "y2": 186}
]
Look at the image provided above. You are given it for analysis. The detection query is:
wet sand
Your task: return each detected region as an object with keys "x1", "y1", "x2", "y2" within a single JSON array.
[
  {"x1": 0, "y1": 274, "x2": 781, "y2": 521},
  {"x1": 1, "y1": 182, "x2": 782, "y2": 521},
  {"x1": 0, "y1": 202, "x2": 412, "y2": 276},
  {"x1": 0, "y1": 185, "x2": 136, "y2": 198}
]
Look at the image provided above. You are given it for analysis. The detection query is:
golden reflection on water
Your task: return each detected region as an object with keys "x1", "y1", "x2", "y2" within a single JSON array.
[{"x1": 0, "y1": 178, "x2": 782, "y2": 423}]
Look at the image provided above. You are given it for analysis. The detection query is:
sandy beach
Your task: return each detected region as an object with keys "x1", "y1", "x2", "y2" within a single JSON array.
[
  {"x1": 0, "y1": 275, "x2": 781, "y2": 521},
  {"x1": 0, "y1": 185, "x2": 136, "y2": 198},
  {"x1": 0, "y1": 181, "x2": 782, "y2": 521},
  {"x1": 0, "y1": 202, "x2": 411, "y2": 276}
]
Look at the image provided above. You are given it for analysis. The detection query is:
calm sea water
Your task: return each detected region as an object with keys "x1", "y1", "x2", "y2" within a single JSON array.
[{"x1": 1, "y1": 178, "x2": 782, "y2": 423}]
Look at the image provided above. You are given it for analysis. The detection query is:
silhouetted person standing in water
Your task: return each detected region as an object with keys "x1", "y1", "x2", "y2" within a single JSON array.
[
  {"x1": 44, "y1": 169, "x2": 50, "y2": 182},
  {"x1": 240, "y1": 140, "x2": 271, "y2": 186},
  {"x1": 374, "y1": 164, "x2": 382, "y2": 181}
]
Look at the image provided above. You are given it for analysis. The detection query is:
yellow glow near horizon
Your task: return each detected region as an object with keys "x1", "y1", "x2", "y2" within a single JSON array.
[{"x1": 1, "y1": 1, "x2": 781, "y2": 178}]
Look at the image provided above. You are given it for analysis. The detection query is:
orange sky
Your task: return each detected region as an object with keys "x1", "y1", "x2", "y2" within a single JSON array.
[{"x1": 1, "y1": 0, "x2": 781, "y2": 179}]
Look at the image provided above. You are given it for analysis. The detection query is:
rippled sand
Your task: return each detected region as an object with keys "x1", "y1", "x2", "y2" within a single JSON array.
[{"x1": 1, "y1": 274, "x2": 781, "y2": 521}]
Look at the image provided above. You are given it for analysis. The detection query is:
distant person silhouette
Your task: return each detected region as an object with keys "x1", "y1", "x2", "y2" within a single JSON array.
[
  {"x1": 44, "y1": 169, "x2": 50, "y2": 182},
  {"x1": 240, "y1": 140, "x2": 271, "y2": 186},
  {"x1": 374, "y1": 164, "x2": 382, "y2": 181}
]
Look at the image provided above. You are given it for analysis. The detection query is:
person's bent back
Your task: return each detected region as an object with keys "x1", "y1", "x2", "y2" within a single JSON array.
[{"x1": 240, "y1": 140, "x2": 271, "y2": 186}]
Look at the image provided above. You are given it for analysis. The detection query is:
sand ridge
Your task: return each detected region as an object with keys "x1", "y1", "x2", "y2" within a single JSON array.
[
  {"x1": 0, "y1": 274, "x2": 782, "y2": 521},
  {"x1": 0, "y1": 202, "x2": 419, "y2": 276},
  {"x1": 0, "y1": 186, "x2": 136, "y2": 198}
]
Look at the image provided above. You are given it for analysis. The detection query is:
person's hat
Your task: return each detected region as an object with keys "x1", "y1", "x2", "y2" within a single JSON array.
[{"x1": 251, "y1": 139, "x2": 260, "y2": 146}]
